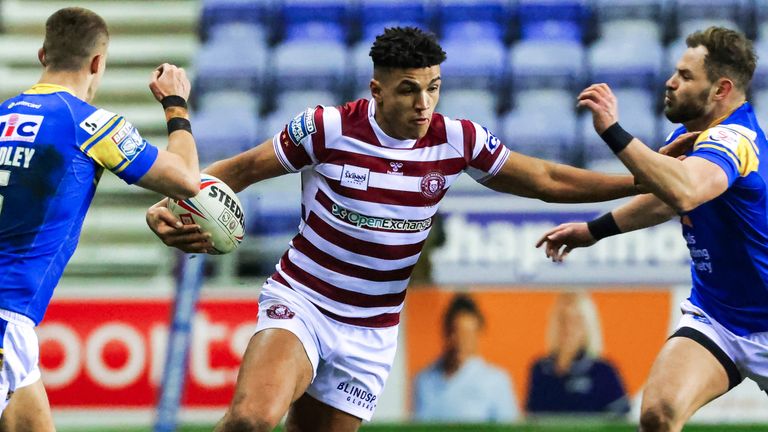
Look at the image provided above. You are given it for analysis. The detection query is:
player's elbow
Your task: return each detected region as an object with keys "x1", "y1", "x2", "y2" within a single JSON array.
[{"x1": 665, "y1": 189, "x2": 699, "y2": 213}]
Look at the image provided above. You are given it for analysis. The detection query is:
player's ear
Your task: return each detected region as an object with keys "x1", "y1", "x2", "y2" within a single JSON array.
[
  {"x1": 370, "y1": 79, "x2": 383, "y2": 103},
  {"x1": 38, "y1": 48, "x2": 47, "y2": 67},
  {"x1": 714, "y1": 78, "x2": 734, "y2": 101},
  {"x1": 89, "y1": 54, "x2": 104, "y2": 75}
]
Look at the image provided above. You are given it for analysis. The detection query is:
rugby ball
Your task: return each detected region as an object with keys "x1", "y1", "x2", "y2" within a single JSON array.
[{"x1": 168, "y1": 174, "x2": 245, "y2": 255}]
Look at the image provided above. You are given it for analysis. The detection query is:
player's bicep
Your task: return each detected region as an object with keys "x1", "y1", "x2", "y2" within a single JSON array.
[
  {"x1": 682, "y1": 155, "x2": 730, "y2": 207},
  {"x1": 79, "y1": 115, "x2": 158, "y2": 184},
  {"x1": 483, "y1": 150, "x2": 549, "y2": 198}
]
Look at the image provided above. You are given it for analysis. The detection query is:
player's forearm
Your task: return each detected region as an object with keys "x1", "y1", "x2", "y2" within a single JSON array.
[
  {"x1": 203, "y1": 141, "x2": 288, "y2": 193},
  {"x1": 617, "y1": 140, "x2": 696, "y2": 212},
  {"x1": 163, "y1": 105, "x2": 199, "y2": 182},
  {"x1": 541, "y1": 163, "x2": 638, "y2": 203},
  {"x1": 612, "y1": 193, "x2": 677, "y2": 233}
]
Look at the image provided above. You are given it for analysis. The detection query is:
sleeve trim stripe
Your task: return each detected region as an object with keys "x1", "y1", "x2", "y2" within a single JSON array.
[
  {"x1": 113, "y1": 158, "x2": 129, "y2": 174},
  {"x1": 721, "y1": 125, "x2": 760, "y2": 155},
  {"x1": 273, "y1": 137, "x2": 298, "y2": 172},
  {"x1": 488, "y1": 147, "x2": 511, "y2": 177},
  {"x1": 80, "y1": 117, "x2": 122, "y2": 153},
  {"x1": 696, "y1": 143, "x2": 740, "y2": 167}
]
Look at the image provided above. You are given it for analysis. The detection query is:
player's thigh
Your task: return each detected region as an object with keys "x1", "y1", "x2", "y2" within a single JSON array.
[
  {"x1": 642, "y1": 335, "x2": 730, "y2": 421},
  {"x1": 0, "y1": 379, "x2": 54, "y2": 432},
  {"x1": 284, "y1": 393, "x2": 361, "y2": 432},
  {"x1": 228, "y1": 328, "x2": 314, "y2": 419}
]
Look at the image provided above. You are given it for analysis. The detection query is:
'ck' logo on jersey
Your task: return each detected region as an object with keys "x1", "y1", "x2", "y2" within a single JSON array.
[{"x1": 0, "y1": 114, "x2": 44, "y2": 143}]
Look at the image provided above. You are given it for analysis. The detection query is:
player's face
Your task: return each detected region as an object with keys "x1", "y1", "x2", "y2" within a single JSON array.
[
  {"x1": 445, "y1": 312, "x2": 481, "y2": 361},
  {"x1": 372, "y1": 66, "x2": 441, "y2": 140},
  {"x1": 664, "y1": 46, "x2": 715, "y2": 124}
]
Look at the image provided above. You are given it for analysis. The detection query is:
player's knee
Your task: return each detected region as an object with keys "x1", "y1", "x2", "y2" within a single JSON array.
[
  {"x1": 218, "y1": 400, "x2": 286, "y2": 432},
  {"x1": 639, "y1": 399, "x2": 678, "y2": 432},
  {"x1": 217, "y1": 413, "x2": 276, "y2": 432}
]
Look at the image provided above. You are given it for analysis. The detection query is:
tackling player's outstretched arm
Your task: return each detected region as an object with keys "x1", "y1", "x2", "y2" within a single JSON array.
[
  {"x1": 483, "y1": 151, "x2": 638, "y2": 203},
  {"x1": 135, "y1": 64, "x2": 199, "y2": 199},
  {"x1": 536, "y1": 193, "x2": 677, "y2": 262},
  {"x1": 578, "y1": 83, "x2": 728, "y2": 213}
]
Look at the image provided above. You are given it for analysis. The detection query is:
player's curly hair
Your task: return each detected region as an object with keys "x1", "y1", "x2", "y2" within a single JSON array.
[
  {"x1": 370, "y1": 26, "x2": 447, "y2": 69},
  {"x1": 443, "y1": 293, "x2": 484, "y2": 335},
  {"x1": 686, "y1": 26, "x2": 757, "y2": 92}
]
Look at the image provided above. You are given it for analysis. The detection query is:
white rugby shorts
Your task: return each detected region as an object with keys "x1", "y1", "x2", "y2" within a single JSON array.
[
  {"x1": 673, "y1": 299, "x2": 768, "y2": 391},
  {"x1": 0, "y1": 309, "x2": 41, "y2": 415},
  {"x1": 254, "y1": 278, "x2": 398, "y2": 421}
]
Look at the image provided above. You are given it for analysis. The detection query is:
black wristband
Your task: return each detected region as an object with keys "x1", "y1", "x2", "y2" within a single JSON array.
[
  {"x1": 600, "y1": 122, "x2": 634, "y2": 154},
  {"x1": 161, "y1": 95, "x2": 187, "y2": 110},
  {"x1": 587, "y1": 212, "x2": 622, "y2": 241},
  {"x1": 167, "y1": 117, "x2": 192, "y2": 135}
]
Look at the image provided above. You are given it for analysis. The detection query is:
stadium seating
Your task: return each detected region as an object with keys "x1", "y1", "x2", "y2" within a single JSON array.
[{"x1": 508, "y1": 39, "x2": 585, "y2": 91}]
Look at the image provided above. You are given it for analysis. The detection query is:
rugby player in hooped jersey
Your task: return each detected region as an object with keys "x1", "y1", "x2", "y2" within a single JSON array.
[
  {"x1": 0, "y1": 7, "x2": 201, "y2": 432},
  {"x1": 146, "y1": 27, "x2": 692, "y2": 432},
  {"x1": 539, "y1": 27, "x2": 768, "y2": 432}
]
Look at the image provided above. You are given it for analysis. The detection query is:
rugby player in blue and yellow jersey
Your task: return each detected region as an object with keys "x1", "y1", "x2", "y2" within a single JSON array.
[
  {"x1": 0, "y1": 7, "x2": 200, "y2": 430},
  {"x1": 539, "y1": 27, "x2": 767, "y2": 431}
]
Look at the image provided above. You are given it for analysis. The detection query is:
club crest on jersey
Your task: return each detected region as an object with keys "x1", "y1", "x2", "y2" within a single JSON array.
[
  {"x1": 483, "y1": 126, "x2": 501, "y2": 152},
  {"x1": 116, "y1": 128, "x2": 145, "y2": 160},
  {"x1": 388, "y1": 161, "x2": 404, "y2": 176},
  {"x1": 420, "y1": 170, "x2": 445, "y2": 199},
  {"x1": 0, "y1": 113, "x2": 44, "y2": 143},
  {"x1": 287, "y1": 107, "x2": 317, "y2": 146},
  {"x1": 266, "y1": 304, "x2": 295, "y2": 320}
]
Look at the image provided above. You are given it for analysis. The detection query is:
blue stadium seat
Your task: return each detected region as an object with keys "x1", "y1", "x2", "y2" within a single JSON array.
[
  {"x1": 271, "y1": 34, "x2": 347, "y2": 91},
  {"x1": 359, "y1": 0, "x2": 430, "y2": 43},
  {"x1": 754, "y1": 39, "x2": 768, "y2": 91},
  {"x1": 197, "y1": 90, "x2": 262, "y2": 116},
  {"x1": 441, "y1": 21, "x2": 505, "y2": 43},
  {"x1": 501, "y1": 89, "x2": 579, "y2": 163},
  {"x1": 274, "y1": 89, "x2": 339, "y2": 115},
  {"x1": 751, "y1": 89, "x2": 768, "y2": 120},
  {"x1": 673, "y1": 0, "x2": 750, "y2": 38},
  {"x1": 592, "y1": 0, "x2": 664, "y2": 21},
  {"x1": 517, "y1": 0, "x2": 590, "y2": 41},
  {"x1": 280, "y1": 0, "x2": 348, "y2": 42},
  {"x1": 200, "y1": 0, "x2": 269, "y2": 41},
  {"x1": 440, "y1": 36, "x2": 505, "y2": 88},
  {"x1": 436, "y1": 0, "x2": 508, "y2": 40},
  {"x1": 194, "y1": 37, "x2": 268, "y2": 94},
  {"x1": 678, "y1": 18, "x2": 742, "y2": 41},
  {"x1": 207, "y1": 21, "x2": 269, "y2": 46},
  {"x1": 599, "y1": 19, "x2": 660, "y2": 42},
  {"x1": 588, "y1": 34, "x2": 662, "y2": 89},
  {"x1": 438, "y1": 89, "x2": 498, "y2": 130},
  {"x1": 508, "y1": 39, "x2": 585, "y2": 90},
  {"x1": 192, "y1": 109, "x2": 259, "y2": 164}
]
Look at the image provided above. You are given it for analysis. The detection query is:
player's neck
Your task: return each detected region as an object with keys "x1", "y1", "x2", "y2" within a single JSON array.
[
  {"x1": 685, "y1": 96, "x2": 746, "y2": 132},
  {"x1": 37, "y1": 70, "x2": 91, "y2": 101}
]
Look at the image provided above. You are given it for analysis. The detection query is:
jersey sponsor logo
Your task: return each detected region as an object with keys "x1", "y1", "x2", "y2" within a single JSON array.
[
  {"x1": 110, "y1": 121, "x2": 133, "y2": 145},
  {"x1": 79, "y1": 109, "x2": 115, "y2": 135},
  {"x1": 340, "y1": 164, "x2": 370, "y2": 190},
  {"x1": 7, "y1": 101, "x2": 41, "y2": 110},
  {"x1": 420, "y1": 170, "x2": 446, "y2": 199},
  {"x1": 706, "y1": 127, "x2": 740, "y2": 152},
  {"x1": 0, "y1": 114, "x2": 44, "y2": 143},
  {"x1": 287, "y1": 107, "x2": 317, "y2": 146},
  {"x1": 387, "y1": 161, "x2": 404, "y2": 176},
  {"x1": 483, "y1": 126, "x2": 501, "y2": 152},
  {"x1": 266, "y1": 304, "x2": 295, "y2": 319},
  {"x1": 330, "y1": 202, "x2": 432, "y2": 232}
]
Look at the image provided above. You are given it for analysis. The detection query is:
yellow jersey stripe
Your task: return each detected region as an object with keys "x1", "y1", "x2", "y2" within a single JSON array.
[
  {"x1": 23, "y1": 83, "x2": 76, "y2": 96},
  {"x1": 80, "y1": 117, "x2": 122, "y2": 152}
]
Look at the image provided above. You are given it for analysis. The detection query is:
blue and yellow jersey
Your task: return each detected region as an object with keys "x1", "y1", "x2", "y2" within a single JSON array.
[
  {"x1": 666, "y1": 102, "x2": 768, "y2": 335},
  {"x1": 0, "y1": 84, "x2": 158, "y2": 325}
]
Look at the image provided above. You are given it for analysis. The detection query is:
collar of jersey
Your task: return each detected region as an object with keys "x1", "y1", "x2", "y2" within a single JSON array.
[
  {"x1": 25, "y1": 83, "x2": 76, "y2": 96},
  {"x1": 707, "y1": 101, "x2": 747, "y2": 129},
  {"x1": 367, "y1": 98, "x2": 418, "y2": 149}
]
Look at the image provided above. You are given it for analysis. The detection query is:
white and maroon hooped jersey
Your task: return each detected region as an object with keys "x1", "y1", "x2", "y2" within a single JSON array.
[{"x1": 270, "y1": 99, "x2": 510, "y2": 328}]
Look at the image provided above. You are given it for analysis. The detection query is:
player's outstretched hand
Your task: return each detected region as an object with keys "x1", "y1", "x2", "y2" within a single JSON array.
[
  {"x1": 577, "y1": 83, "x2": 619, "y2": 135},
  {"x1": 149, "y1": 63, "x2": 191, "y2": 102},
  {"x1": 659, "y1": 131, "x2": 701, "y2": 159},
  {"x1": 146, "y1": 200, "x2": 213, "y2": 253},
  {"x1": 535, "y1": 222, "x2": 596, "y2": 262}
]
